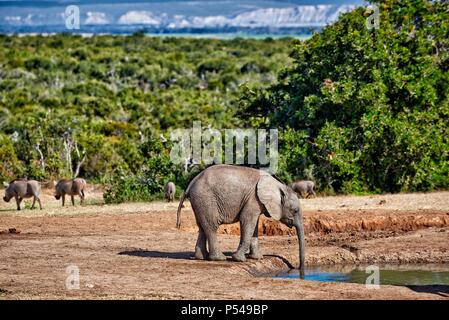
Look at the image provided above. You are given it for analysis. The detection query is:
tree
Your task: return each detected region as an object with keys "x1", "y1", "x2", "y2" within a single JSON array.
[{"x1": 241, "y1": 0, "x2": 449, "y2": 193}]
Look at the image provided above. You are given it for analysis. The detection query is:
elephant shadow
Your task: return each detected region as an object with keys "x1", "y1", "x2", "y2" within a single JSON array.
[
  {"x1": 263, "y1": 254, "x2": 295, "y2": 269},
  {"x1": 406, "y1": 285, "x2": 449, "y2": 298},
  {"x1": 118, "y1": 250, "x2": 234, "y2": 260},
  {"x1": 118, "y1": 250, "x2": 296, "y2": 268}
]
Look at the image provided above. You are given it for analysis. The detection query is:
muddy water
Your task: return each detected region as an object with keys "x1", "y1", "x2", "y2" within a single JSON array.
[{"x1": 275, "y1": 264, "x2": 449, "y2": 286}]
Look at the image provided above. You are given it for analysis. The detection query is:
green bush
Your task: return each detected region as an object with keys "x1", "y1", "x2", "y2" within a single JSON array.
[
  {"x1": 0, "y1": 34, "x2": 291, "y2": 196},
  {"x1": 103, "y1": 134, "x2": 204, "y2": 203},
  {"x1": 241, "y1": 0, "x2": 449, "y2": 194},
  {"x1": 0, "y1": 134, "x2": 25, "y2": 182},
  {"x1": 103, "y1": 172, "x2": 154, "y2": 204}
]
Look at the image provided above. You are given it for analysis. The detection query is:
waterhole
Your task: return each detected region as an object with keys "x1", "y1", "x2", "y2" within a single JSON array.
[{"x1": 274, "y1": 264, "x2": 449, "y2": 286}]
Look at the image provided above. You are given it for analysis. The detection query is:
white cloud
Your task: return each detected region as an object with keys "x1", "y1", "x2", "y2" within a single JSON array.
[
  {"x1": 225, "y1": 5, "x2": 356, "y2": 28},
  {"x1": 4, "y1": 16, "x2": 22, "y2": 24},
  {"x1": 85, "y1": 12, "x2": 109, "y2": 25},
  {"x1": 165, "y1": 5, "x2": 356, "y2": 29},
  {"x1": 118, "y1": 11, "x2": 160, "y2": 25},
  {"x1": 167, "y1": 18, "x2": 191, "y2": 29}
]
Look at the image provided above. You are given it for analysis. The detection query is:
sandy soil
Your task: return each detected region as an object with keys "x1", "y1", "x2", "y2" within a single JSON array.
[{"x1": 0, "y1": 189, "x2": 448, "y2": 300}]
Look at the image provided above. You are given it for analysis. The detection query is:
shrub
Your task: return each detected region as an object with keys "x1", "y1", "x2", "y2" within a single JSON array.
[
  {"x1": 241, "y1": 0, "x2": 449, "y2": 194},
  {"x1": 0, "y1": 134, "x2": 24, "y2": 182}
]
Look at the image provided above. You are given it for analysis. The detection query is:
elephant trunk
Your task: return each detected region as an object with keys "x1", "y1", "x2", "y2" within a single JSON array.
[{"x1": 294, "y1": 215, "x2": 305, "y2": 279}]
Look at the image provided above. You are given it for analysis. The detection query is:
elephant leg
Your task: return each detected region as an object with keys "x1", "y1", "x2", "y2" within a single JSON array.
[
  {"x1": 79, "y1": 192, "x2": 84, "y2": 205},
  {"x1": 232, "y1": 209, "x2": 259, "y2": 262},
  {"x1": 31, "y1": 196, "x2": 36, "y2": 209},
  {"x1": 191, "y1": 202, "x2": 226, "y2": 261},
  {"x1": 15, "y1": 196, "x2": 22, "y2": 211},
  {"x1": 194, "y1": 225, "x2": 208, "y2": 260},
  {"x1": 62, "y1": 194, "x2": 65, "y2": 207},
  {"x1": 205, "y1": 229, "x2": 226, "y2": 261},
  {"x1": 237, "y1": 237, "x2": 250, "y2": 254},
  {"x1": 71, "y1": 195, "x2": 75, "y2": 206},
  {"x1": 37, "y1": 197, "x2": 42, "y2": 210},
  {"x1": 248, "y1": 218, "x2": 262, "y2": 260}
]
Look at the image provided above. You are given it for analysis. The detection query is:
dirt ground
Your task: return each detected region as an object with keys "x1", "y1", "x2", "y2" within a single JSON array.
[{"x1": 0, "y1": 187, "x2": 448, "y2": 300}]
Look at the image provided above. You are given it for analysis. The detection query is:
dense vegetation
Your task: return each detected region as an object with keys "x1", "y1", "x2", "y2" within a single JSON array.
[
  {"x1": 241, "y1": 0, "x2": 449, "y2": 193},
  {"x1": 0, "y1": 34, "x2": 292, "y2": 201},
  {"x1": 1, "y1": 0, "x2": 448, "y2": 202}
]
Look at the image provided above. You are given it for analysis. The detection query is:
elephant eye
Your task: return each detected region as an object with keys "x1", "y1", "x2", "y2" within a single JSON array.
[{"x1": 294, "y1": 208, "x2": 299, "y2": 214}]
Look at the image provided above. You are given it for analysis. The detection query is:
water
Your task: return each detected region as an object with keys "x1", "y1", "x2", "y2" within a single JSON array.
[
  {"x1": 275, "y1": 264, "x2": 449, "y2": 286},
  {"x1": 0, "y1": 25, "x2": 313, "y2": 40}
]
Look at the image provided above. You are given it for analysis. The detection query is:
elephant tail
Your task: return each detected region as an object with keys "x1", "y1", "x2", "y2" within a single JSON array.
[
  {"x1": 176, "y1": 191, "x2": 187, "y2": 229},
  {"x1": 175, "y1": 169, "x2": 205, "y2": 229}
]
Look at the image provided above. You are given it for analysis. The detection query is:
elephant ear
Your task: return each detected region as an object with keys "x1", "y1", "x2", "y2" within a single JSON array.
[{"x1": 257, "y1": 174, "x2": 286, "y2": 221}]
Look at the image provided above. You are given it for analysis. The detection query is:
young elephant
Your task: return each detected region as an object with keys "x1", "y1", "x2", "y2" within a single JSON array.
[
  {"x1": 164, "y1": 182, "x2": 176, "y2": 202},
  {"x1": 55, "y1": 178, "x2": 86, "y2": 206},
  {"x1": 291, "y1": 180, "x2": 316, "y2": 199},
  {"x1": 3, "y1": 179, "x2": 42, "y2": 210},
  {"x1": 177, "y1": 164, "x2": 305, "y2": 276}
]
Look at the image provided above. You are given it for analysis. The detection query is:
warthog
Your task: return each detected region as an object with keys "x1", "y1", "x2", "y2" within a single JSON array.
[
  {"x1": 165, "y1": 182, "x2": 176, "y2": 202},
  {"x1": 3, "y1": 179, "x2": 42, "y2": 210},
  {"x1": 291, "y1": 180, "x2": 316, "y2": 199},
  {"x1": 55, "y1": 178, "x2": 86, "y2": 206}
]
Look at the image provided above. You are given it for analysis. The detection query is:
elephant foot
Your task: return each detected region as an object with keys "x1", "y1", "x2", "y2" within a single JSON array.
[
  {"x1": 232, "y1": 252, "x2": 247, "y2": 262},
  {"x1": 247, "y1": 252, "x2": 263, "y2": 260},
  {"x1": 208, "y1": 252, "x2": 227, "y2": 261},
  {"x1": 194, "y1": 249, "x2": 207, "y2": 260}
]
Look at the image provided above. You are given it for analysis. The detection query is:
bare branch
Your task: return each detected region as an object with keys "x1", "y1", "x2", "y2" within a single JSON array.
[
  {"x1": 74, "y1": 154, "x2": 86, "y2": 178},
  {"x1": 35, "y1": 143, "x2": 45, "y2": 174}
]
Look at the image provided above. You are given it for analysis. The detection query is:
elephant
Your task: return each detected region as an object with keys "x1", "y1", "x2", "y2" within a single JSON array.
[
  {"x1": 165, "y1": 182, "x2": 176, "y2": 202},
  {"x1": 291, "y1": 180, "x2": 316, "y2": 199},
  {"x1": 55, "y1": 178, "x2": 86, "y2": 206},
  {"x1": 3, "y1": 179, "x2": 42, "y2": 210},
  {"x1": 176, "y1": 164, "x2": 305, "y2": 277}
]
